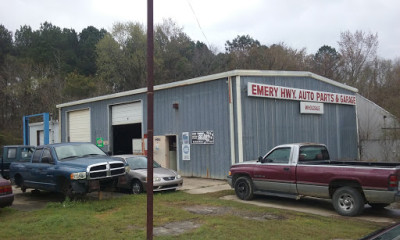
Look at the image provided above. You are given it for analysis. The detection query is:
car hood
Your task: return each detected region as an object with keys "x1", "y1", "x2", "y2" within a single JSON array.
[
  {"x1": 59, "y1": 156, "x2": 122, "y2": 169},
  {"x1": 132, "y1": 167, "x2": 178, "y2": 177}
]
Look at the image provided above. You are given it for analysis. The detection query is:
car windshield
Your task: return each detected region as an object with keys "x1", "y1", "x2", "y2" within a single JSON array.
[
  {"x1": 126, "y1": 157, "x2": 161, "y2": 170},
  {"x1": 55, "y1": 143, "x2": 106, "y2": 161}
]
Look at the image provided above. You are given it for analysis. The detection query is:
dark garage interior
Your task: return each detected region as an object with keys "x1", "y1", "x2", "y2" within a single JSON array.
[{"x1": 112, "y1": 123, "x2": 142, "y2": 155}]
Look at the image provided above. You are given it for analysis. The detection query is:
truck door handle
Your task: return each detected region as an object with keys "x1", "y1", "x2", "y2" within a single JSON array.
[{"x1": 283, "y1": 167, "x2": 290, "y2": 171}]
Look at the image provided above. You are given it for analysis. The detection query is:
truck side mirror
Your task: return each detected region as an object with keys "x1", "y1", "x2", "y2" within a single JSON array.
[{"x1": 258, "y1": 156, "x2": 263, "y2": 162}]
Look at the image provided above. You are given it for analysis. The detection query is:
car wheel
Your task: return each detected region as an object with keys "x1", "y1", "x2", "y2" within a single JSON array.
[
  {"x1": 369, "y1": 203, "x2": 390, "y2": 209},
  {"x1": 234, "y1": 176, "x2": 254, "y2": 200},
  {"x1": 332, "y1": 187, "x2": 364, "y2": 216},
  {"x1": 131, "y1": 180, "x2": 143, "y2": 194}
]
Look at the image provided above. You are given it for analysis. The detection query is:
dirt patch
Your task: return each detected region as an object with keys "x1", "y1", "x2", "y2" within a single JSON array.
[
  {"x1": 184, "y1": 205, "x2": 233, "y2": 215},
  {"x1": 154, "y1": 221, "x2": 201, "y2": 236},
  {"x1": 183, "y1": 205, "x2": 287, "y2": 221}
]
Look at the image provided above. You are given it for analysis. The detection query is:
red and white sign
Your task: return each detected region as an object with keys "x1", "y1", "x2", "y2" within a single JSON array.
[
  {"x1": 247, "y1": 82, "x2": 356, "y2": 105},
  {"x1": 300, "y1": 102, "x2": 324, "y2": 114}
]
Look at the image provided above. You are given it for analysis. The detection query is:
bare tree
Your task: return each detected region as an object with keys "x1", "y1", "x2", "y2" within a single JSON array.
[{"x1": 337, "y1": 30, "x2": 378, "y2": 88}]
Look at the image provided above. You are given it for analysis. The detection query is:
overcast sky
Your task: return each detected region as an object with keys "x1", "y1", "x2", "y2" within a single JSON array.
[{"x1": 1, "y1": 0, "x2": 399, "y2": 59}]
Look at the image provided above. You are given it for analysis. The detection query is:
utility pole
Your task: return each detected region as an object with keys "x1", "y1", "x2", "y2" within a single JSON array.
[{"x1": 146, "y1": 0, "x2": 154, "y2": 239}]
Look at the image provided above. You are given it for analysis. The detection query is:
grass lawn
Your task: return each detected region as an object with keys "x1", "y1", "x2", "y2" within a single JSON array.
[{"x1": 0, "y1": 190, "x2": 384, "y2": 240}]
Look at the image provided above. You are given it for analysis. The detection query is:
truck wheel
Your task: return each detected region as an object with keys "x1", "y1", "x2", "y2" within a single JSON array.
[
  {"x1": 234, "y1": 176, "x2": 254, "y2": 200},
  {"x1": 61, "y1": 180, "x2": 74, "y2": 200},
  {"x1": 332, "y1": 187, "x2": 364, "y2": 216},
  {"x1": 369, "y1": 203, "x2": 389, "y2": 209},
  {"x1": 15, "y1": 175, "x2": 26, "y2": 193},
  {"x1": 131, "y1": 180, "x2": 143, "y2": 194}
]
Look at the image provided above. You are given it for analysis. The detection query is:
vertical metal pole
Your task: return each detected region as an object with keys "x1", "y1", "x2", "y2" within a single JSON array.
[
  {"x1": 23, "y1": 116, "x2": 28, "y2": 145},
  {"x1": 146, "y1": 0, "x2": 154, "y2": 239},
  {"x1": 43, "y1": 113, "x2": 50, "y2": 145}
]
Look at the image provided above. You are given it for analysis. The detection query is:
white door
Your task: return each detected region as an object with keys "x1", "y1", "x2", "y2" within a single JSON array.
[
  {"x1": 112, "y1": 102, "x2": 142, "y2": 125},
  {"x1": 68, "y1": 109, "x2": 91, "y2": 142}
]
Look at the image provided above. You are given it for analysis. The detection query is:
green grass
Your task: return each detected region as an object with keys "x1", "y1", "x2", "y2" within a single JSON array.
[{"x1": 0, "y1": 190, "x2": 385, "y2": 240}]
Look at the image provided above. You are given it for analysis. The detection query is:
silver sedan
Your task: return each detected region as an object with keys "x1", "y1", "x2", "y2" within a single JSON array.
[{"x1": 113, "y1": 155, "x2": 183, "y2": 194}]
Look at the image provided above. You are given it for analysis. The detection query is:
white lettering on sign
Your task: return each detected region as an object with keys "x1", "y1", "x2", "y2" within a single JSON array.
[
  {"x1": 247, "y1": 82, "x2": 356, "y2": 105},
  {"x1": 300, "y1": 102, "x2": 324, "y2": 114}
]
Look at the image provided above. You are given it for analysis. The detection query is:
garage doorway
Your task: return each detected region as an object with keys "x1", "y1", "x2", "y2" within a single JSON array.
[
  {"x1": 112, "y1": 123, "x2": 142, "y2": 155},
  {"x1": 111, "y1": 101, "x2": 143, "y2": 155}
]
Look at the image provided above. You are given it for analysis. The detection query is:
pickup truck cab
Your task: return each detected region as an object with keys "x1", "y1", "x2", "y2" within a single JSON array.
[
  {"x1": 9, "y1": 142, "x2": 129, "y2": 199},
  {"x1": 1, "y1": 145, "x2": 35, "y2": 179},
  {"x1": 228, "y1": 143, "x2": 400, "y2": 216}
]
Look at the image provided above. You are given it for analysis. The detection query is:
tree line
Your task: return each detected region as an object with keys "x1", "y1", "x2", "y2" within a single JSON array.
[{"x1": 0, "y1": 19, "x2": 399, "y2": 145}]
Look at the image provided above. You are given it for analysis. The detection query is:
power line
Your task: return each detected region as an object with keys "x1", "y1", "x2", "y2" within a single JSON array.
[{"x1": 186, "y1": 0, "x2": 210, "y2": 46}]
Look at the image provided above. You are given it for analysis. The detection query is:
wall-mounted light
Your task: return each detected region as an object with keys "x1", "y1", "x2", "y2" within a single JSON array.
[{"x1": 173, "y1": 103, "x2": 179, "y2": 110}]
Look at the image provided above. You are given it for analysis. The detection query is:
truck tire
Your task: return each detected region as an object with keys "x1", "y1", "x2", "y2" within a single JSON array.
[
  {"x1": 234, "y1": 176, "x2": 254, "y2": 200},
  {"x1": 61, "y1": 180, "x2": 74, "y2": 200},
  {"x1": 332, "y1": 187, "x2": 364, "y2": 216},
  {"x1": 14, "y1": 175, "x2": 26, "y2": 193}
]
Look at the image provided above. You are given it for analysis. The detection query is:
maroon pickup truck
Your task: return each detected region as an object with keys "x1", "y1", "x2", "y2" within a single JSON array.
[{"x1": 227, "y1": 143, "x2": 400, "y2": 216}]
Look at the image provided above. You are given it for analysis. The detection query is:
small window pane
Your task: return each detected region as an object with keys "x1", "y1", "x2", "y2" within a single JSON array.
[
  {"x1": 7, "y1": 148, "x2": 17, "y2": 159},
  {"x1": 32, "y1": 149, "x2": 43, "y2": 163}
]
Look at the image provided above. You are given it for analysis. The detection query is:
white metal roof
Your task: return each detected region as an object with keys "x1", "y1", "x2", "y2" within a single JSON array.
[{"x1": 56, "y1": 70, "x2": 358, "y2": 108}]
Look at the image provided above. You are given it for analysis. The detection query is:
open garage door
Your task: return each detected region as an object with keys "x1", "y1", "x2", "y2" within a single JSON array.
[
  {"x1": 112, "y1": 102, "x2": 142, "y2": 155},
  {"x1": 68, "y1": 109, "x2": 90, "y2": 142}
]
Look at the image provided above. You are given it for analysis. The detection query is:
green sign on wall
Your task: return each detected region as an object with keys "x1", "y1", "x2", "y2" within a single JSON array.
[{"x1": 96, "y1": 137, "x2": 104, "y2": 148}]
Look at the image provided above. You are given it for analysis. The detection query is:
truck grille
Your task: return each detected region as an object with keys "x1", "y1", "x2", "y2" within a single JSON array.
[{"x1": 87, "y1": 161, "x2": 126, "y2": 180}]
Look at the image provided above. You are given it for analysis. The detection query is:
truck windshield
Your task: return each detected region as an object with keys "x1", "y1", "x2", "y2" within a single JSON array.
[{"x1": 55, "y1": 143, "x2": 106, "y2": 161}]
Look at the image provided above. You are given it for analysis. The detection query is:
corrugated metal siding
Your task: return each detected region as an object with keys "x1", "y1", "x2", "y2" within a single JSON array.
[
  {"x1": 153, "y1": 79, "x2": 231, "y2": 179},
  {"x1": 60, "y1": 79, "x2": 231, "y2": 179},
  {"x1": 239, "y1": 75, "x2": 358, "y2": 162},
  {"x1": 60, "y1": 94, "x2": 146, "y2": 150},
  {"x1": 59, "y1": 72, "x2": 358, "y2": 179}
]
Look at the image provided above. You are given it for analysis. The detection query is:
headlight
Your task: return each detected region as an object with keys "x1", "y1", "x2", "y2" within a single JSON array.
[
  {"x1": 145, "y1": 177, "x2": 162, "y2": 182},
  {"x1": 125, "y1": 166, "x2": 130, "y2": 173},
  {"x1": 154, "y1": 177, "x2": 161, "y2": 182},
  {"x1": 70, "y1": 172, "x2": 87, "y2": 180},
  {"x1": 177, "y1": 174, "x2": 181, "y2": 179}
]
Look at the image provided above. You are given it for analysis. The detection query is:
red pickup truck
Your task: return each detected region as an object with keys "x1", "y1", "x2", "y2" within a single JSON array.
[{"x1": 227, "y1": 143, "x2": 400, "y2": 216}]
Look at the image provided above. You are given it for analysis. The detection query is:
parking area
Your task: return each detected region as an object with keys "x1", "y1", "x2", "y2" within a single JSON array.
[{"x1": 9, "y1": 177, "x2": 400, "y2": 224}]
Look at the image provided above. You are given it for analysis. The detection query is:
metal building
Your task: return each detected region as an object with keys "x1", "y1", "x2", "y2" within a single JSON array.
[
  {"x1": 56, "y1": 70, "x2": 359, "y2": 179},
  {"x1": 356, "y1": 94, "x2": 400, "y2": 162}
]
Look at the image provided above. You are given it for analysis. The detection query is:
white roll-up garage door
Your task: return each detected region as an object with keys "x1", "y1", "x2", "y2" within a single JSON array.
[
  {"x1": 112, "y1": 102, "x2": 142, "y2": 125},
  {"x1": 68, "y1": 109, "x2": 91, "y2": 142}
]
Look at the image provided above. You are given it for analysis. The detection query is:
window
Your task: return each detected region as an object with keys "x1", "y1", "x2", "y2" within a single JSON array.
[
  {"x1": 265, "y1": 147, "x2": 291, "y2": 164},
  {"x1": 21, "y1": 147, "x2": 35, "y2": 161},
  {"x1": 7, "y1": 148, "x2": 17, "y2": 159},
  {"x1": 299, "y1": 146, "x2": 330, "y2": 162},
  {"x1": 32, "y1": 149, "x2": 43, "y2": 163},
  {"x1": 41, "y1": 149, "x2": 53, "y2": 164}
]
